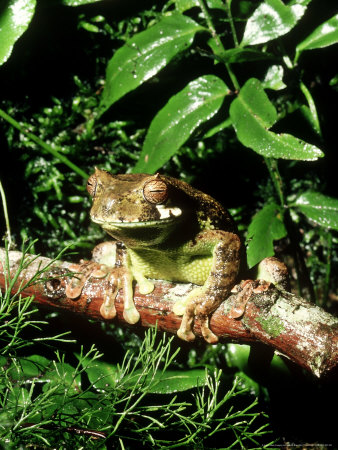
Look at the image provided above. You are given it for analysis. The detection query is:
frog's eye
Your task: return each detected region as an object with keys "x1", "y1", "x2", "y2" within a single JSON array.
[
  {"x1": 143, "y1": 178, "x2": 168, "y2": 204},
  {"x1": 87, "y1": 174, "x2": 97, "y2": 197}
]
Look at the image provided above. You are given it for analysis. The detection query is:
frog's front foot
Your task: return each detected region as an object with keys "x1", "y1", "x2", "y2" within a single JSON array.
[
  {"x1": 123, "y1": 305, "x2": 140, "y2": 324},
  {"x1": 119, "y1": 269, "x2": 141, "y2": 324},
  {"x1": 121, "y1": 270, "x2": 153, "y2": 322},
  {"x1": 100, "y1": 266, "x2": 140, "y2": 324},
  {"x1": 66, "y1": 261, "x2": 108, "y2": 299},
  {"x1": 136, "y1": 277, "x2": 154, "y2": 295},
  {"x1": 100, "y1": 272, "x2": 119, "y2": 320}
]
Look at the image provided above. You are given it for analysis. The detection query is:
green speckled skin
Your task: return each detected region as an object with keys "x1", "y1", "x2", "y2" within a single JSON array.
[{"x1": 88, "y1": 168, "x2": 241, "y2": 343}]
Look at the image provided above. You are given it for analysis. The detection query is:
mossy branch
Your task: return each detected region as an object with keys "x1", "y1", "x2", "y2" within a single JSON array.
[{"x1": 0, "y1": 248, "x2": 337, "y2": 378}]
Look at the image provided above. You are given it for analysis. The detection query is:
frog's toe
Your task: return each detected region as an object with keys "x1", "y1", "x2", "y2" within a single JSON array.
[
  {"x1": 177, "y1": 327, "x2": 196, "y2": 342},
  {"x1": 100, "y1": 303, "x2": 116, "y2": 320},
  {"x1": 202, "y1": 328, "x2": 219, "y2": 344},
  {"x1": 123, "y1": 307, "x2": 140, "y2": 324},
  {"x1": 177, "y1": 302, "x2": 197, "y2": 341},
  {"x1": 138, "y1": 279, "x2": 154, "y2": 295}
]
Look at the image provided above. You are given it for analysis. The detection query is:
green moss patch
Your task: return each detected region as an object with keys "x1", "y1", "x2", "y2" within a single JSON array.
[{"x1": 257, "y1": 315, "x2": 285, "y2": 338}]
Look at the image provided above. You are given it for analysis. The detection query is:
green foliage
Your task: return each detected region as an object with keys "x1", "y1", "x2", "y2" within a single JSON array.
[
  {"x1": 0, "y1": 0, "x2": 37, "y2": 65},
  {"x1": 247, "y1": 191, "x2": 338, "y2": 268},
  {"x1": 246, "y1": 203, "x2": 287, "y2": 268},
  {"x1": 134, "y1": 75, "x2": 230, "y2": 173},
  {"x1": 229, "y1": 78, "x2": 323, "y2": 160},
  {"x1": 100, "y1": 13, "x2": 205, "y2": 111},
  {"x1": 295, "y1": 13, "x2": 338, "y2": 61},
  {"x1": 240, "y1": 0, "x2": 311, "y2": 46},
  {"x1": 0, "y1": 89, "x2": 144, "y2": 256},
  {"x1": 62, "y1": 0, "x2": 102, "y2": 5},
  {"x1": 293, "y1": 191, "x2": 338, "y2": 229},
  {"x1": 82, "y1": 354, "x2": 209, "y2": 394},
  {"x1": 99, "y1": 0, "x2": 328, "y2": 172}
]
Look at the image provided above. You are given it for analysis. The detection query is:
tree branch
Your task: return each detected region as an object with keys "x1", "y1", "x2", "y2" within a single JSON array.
[{"x1": 0, "y1": 248, "x2": 337, "y2": 378}]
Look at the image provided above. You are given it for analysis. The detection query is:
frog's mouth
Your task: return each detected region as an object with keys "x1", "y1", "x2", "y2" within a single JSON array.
[
  {"x1": 92, "y1": 205, "x2": 183, "y2": 246},
  {"x1": 92, "y1": 205, "x2": 182, "y2": 228}
]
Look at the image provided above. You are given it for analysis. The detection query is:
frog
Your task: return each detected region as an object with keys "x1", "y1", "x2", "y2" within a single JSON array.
[{"x1": 85, "y1": 168, "x2": 241, "y2": 344}]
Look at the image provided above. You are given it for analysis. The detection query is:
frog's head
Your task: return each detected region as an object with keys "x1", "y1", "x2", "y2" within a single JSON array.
[{"x1": 87, "y1": 168, "x2": 183, "y2": 247}]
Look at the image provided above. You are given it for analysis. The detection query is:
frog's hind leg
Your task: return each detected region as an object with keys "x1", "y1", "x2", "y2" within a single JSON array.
[
  {"x1": 177, "y1": 289, "x2": 222, "y2": 344},
  {"x1": 177, "y1": 286, "x2": 220, "y2": 344},
  {"x1": 177, "y1": 294, "x2": 199, "y2": 342},
  {"x1": 196, "y1": 301, "x2": 219, "y2": 344}
]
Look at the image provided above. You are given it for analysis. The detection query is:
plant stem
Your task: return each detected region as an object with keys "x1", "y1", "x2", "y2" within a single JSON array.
[
  {"x1": 0, "y1": 179, "x2": 12, "y2": 248},
  {"x1": 323, "y1": 231, "x2": 332, "y2": 305},
  {"x1": 197, "y1": 0, "x2": 240, "y2": 91},
  {"x1": 264, "y1": 157, "x2": 316, "y2": 301},
  {"x1": 264, "y1": 158, "x2": 285, "y2": 207},
  {"x1": 299, "y1": 81, "x2": 322, "y2": 137},
  {"x1": 284, "y1": 209, "x2": 316, "y2": 302},
  {"x1": 0, "y1": 108, "x2": 88, "y2": 180},
  {"x1": 225, "y1": 0, "x2": 239, "y2": 47}
]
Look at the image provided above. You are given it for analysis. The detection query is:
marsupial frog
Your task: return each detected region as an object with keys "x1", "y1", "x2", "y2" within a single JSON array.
[{"x1": 86, "y1": 168, "x2": 241, "y2": 343}]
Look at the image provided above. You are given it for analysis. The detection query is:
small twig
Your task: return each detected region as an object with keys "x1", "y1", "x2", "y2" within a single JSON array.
[
  {"x1": 21, "y1": 422, "x2": 106, "y2": 439},
  {"x1": 197, "y1": 0, "x2": 240, "y2": 91}
]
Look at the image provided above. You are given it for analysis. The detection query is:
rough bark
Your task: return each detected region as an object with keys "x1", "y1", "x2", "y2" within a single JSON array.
[{"x1": 0, "y1": 248, "x2": 337, "y2": 378}]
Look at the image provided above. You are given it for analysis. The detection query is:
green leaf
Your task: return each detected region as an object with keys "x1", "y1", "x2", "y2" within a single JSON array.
[
  {"x1": 7, "y1": 355, "x2": 50, "y2": 380},
  {"x1": 0, "y1": 356, "x2": 7, "y2": 367},
  {"x1": 42, "y1": 362, "x2": 81, "y2": 393},
  {"x1": 204, "y1": 117, "x2": 232, "y2": 139},
  {"x1": 329, "y1": 74, "x2": 338, "y2": 88},
  {"x1": 246, "y1": 203, "x2": 287, "y2": 268},
  {"x1": 293, "y1": 191, "x2": 338, "y2": 230},
  {"x1": 299, "y1": 81, "x2": 321, "y2": 136},
  {"x1": 225, "y1": 344, "x2": 250, "y2": 372},
  {"x1": 100, "y1": 14, "x2": 204, "y2": 112},
  {"x1": 7, "y1": 386, "x2": 31, "y2": 409},
  {"x1": 123, "y1": 369, "x2": 207, "y2": 394},
  {"x1": 241, "y1": 0, "x2": 310, "y2": 46},
  {"x1": 299, "y1": 105, "x2": 320, "y2": 134},
  {"x1": 262, "y1": 65, "x2": 286, "y2": 91},
  {"x1": 175, "y1": 0, "x2": 198, "y2": 11},
  {"x1": 175, "y1": 0, "x2": 225, "y2": 12},
  {"x1": 83, "y1": 357, "x2": 206, "y2": 394},
  {"x1": 83, "y1": 359, "x2": 118, "y2": 391},
  {"x1": 295, "y1": 14, "x2": 338, "y2": 61},
  {"x1": 218, "y1": 48, "x2": 274, "y2": 63},
  {"x1": 229, "y1": 78, "x2": 323, "y2": 160},
  {"x1": 235, "y1": 372, "x2": 260, "y2": 396},
  {"x1": 147, "y1": 369, "x2": 207, "y2": 394},
  {"x1": 133, "y1": 75, "x2": 230, "y2": 173},
  {"x1": 62, "y1": 0, "x2": 101, "y2": 4},
  {"x1": 0, "y1": 0, "x2": 37, "y2": 65}
]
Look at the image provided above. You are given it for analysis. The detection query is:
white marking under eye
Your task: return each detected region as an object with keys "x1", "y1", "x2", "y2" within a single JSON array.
[{"x1": 156, "y1": 205, "x2": 182, "y2": 219}]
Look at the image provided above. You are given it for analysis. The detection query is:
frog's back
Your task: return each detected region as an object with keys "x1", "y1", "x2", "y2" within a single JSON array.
[{"x1": 162, "y1": 175, "x2": 237, "y2": 234}]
